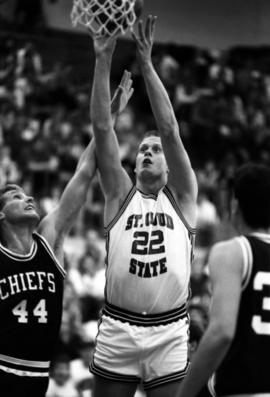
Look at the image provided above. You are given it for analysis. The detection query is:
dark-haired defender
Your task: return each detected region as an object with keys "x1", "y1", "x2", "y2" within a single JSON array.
[
  {"x1": 177, "y1": 163, "x2": 270, "y2": 397},
  {"x1": 89, "y1": 15, "x2": 197, "y2": 397},
  {"x1": 0, "y1": 139, "x2": 96, "y2": 397}
]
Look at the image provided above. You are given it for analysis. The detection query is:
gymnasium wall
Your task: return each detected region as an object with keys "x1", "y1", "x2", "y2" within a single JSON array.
[{"x1": 1, "y1": 0, "x2": 270, "y2": 49}]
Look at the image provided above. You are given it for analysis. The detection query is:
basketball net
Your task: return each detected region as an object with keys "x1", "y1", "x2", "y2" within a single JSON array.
[{"x1": 71, "y1": 0, "x2": 137, "y2": 37}]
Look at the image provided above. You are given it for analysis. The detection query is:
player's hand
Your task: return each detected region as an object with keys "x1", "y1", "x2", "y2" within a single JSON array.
[
  {"x1": 111, "y1": 70, "x2": 134, "y2": 115},
  {"x1": 92, "y1": 31, "x2": 120, "y2": 58},
  {"x1": 132, "y1": 15, "x2": 157, "y2": 64}
]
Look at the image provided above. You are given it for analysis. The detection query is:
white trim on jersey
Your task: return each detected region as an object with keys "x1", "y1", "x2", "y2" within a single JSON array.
[
  {"x1": 0, "y1": 353, "x2": 50, "y2": 368},
  {"x1": 218, "y1": 394, "x2": 270, "y2": 397},
  {"x1": 250, "y1": 232, "x2": 270, "y2": 244},
  {"x1": 105, "y1": 186, "x2": 136, "y2": 232},
  {"x1": 0, "y1": 241, "x2": 37, "y2": 261},
  {"x1": 35, "y1": 232, "x2": 66, "y2": 278},
  {"x1": 0, "y1": 365, "x2": 49, "y2": 377},
  {"x1": 208, "y1": 373, "x2": 217, "y2": 397},
  {"x1": 235, "y1": 236, "x2": 253, "y2": 290},
  {"x1": 163, "y1": 186, "x2": 196, "y2": 233}
]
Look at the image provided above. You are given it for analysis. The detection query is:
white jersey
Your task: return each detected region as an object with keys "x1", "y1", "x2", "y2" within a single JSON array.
[{"x1": 104, "y1": 186, "x2": 196, "y2": 314}]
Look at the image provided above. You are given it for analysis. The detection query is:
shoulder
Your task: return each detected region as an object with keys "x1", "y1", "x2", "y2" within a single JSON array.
[
  {"x1": 164, "y1": 184, "x2": 197, "y2": 228},
  {"x1": 168, "y1": 164, "x2": 198, "y2": 199},
  {"x1": 104, "y1": 184, "x2": 137, "y2": 226},
  {"x1": 208, "y1": 238, "x2": 244, "y2": 280},
  {"x1": 209, "y1": 237, "x2": 247, "y2": 262}
]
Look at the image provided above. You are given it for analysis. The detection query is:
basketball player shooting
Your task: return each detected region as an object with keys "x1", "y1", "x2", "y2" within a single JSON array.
[{"x1": 89, "y1": 15, "x2": 198, "y2": 397}]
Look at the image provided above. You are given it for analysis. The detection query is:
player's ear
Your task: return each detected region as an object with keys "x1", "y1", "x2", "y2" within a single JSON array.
[{"x1": 0, "y1": 212, "x2": 5, "y2": 221}]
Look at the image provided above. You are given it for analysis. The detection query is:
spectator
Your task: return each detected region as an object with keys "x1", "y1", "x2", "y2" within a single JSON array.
[
  {"x1": 196, "y1": 191, "x2": 220, "y2": 247},
  {"x1": 70, "y1": 339, "x2": 95, "y2": 397},
  {"x1": 68, "y1": 252, "x2": 105, "y2": 322},
  {"x1": 56, "y1": 280, "x2": 83, "y2": 359},
  {"x1": 0, "y1": 144, "x2": 20, "y2": 185},
  {"x1": 46, "y1": 354, "x2": 79, "y2": 397},
  {"x1": 188, "y1": 321, "x2": 212, "y2": 397}
]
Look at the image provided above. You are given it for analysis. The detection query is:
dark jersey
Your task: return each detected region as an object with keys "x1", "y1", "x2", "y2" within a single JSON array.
[
  {"x1": 215, "y1": 234, "x2": 270, "y2": 396},
  {"x1": 0, "y1": 232, "x2": 65, "y2": 376}
]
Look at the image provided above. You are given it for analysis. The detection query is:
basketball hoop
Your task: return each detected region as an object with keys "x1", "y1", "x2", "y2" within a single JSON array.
[{"x1": 71, "y1": 0, "x2": 142, "y2": 38}]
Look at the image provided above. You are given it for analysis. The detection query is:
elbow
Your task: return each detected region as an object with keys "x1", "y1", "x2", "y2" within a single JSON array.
[
  {"x1": 219, "y1": 331, "x2": 234, "y2": 347},
  {"x1": 92, "y1": 121, "x2": 113, "y2": 136},
  {"x1": 161, "y1": 123, "x2": 180, "y2": 139},
  {"x1": 211, "y1": 322, "x2": 235, "y2": 347},
  {"x1": 76, "y1": 163, "x2": 95, "y2": 182}
]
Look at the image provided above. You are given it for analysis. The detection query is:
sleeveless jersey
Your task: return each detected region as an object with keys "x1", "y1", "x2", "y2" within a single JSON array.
[
  {"x1": 0, "y1": 232, "x2": 65, "y2": 377},
  {"x1": 214, "y1": 233, "x2": 270, "y2": 395},
  {"x1": 104, "y1": 186, "x2": 196, "y2": 314}
]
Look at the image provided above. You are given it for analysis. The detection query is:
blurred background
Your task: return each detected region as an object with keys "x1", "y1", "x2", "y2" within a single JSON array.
[
  {"x1": 0, "y1": 1, "x2": 270, "y2": 396},
  {"x1": 2, "y1": 0, "x2": 270, "y2": 48}
]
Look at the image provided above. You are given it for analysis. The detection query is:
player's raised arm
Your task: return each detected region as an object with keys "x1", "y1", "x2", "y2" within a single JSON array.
[
  {"x1": 132, "y1": 16, "x2": 197, "y2": 226},
  {"x1": 38, "y1": 139, "x2": 96, "y2": 262},
  {"x1": 90, "y1": 35, "x2": 132, "y2": 224}
]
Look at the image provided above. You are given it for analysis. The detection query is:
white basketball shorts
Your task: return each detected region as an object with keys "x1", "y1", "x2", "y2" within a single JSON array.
[{"x1": 90, "y1": 303, "x2": 189, "y2": 390}]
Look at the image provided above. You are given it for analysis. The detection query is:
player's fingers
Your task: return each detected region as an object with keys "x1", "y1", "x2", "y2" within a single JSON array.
[
  {"x1": 119, "y1": 75, "x2": 126, "y2": 88},
  {"x1": 121, "y1": 70, "x2": 129, "y2": 87},
  {"x1": 131, "y1": 29, "x2": 140, "y2": 45},
  {"x1": 127, "y1": 78, "x2": 133, "y2": 91},
  {"x1": 124, "y1": 71, "x2": 132, "y2": 85},
  {"x1": 145, "y1": 15, "x2": 152, "y2": 41},
  {"x1": 124, "y1": 75, "x2": 132, "y2": 91},
  {"x1": 138, "y1": 20, "x2": 147, "y2": 44},
  {"x1": 117, "y1": 86, "x2": 124, "y2": 93},
  {"x1": 128, "y1": 87, "x2": 134, "y2": 99},
  {"x1": 150, "y1": 16, "x2": 157, "y2": 40},
  {"x1": 124, "y1": 70, "x2": 131, "y2": 82}
]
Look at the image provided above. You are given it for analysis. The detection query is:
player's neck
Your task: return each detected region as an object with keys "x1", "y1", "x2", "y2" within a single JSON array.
[
  {"x1": 136, "y1": 179, "x2": 165, "y2": 195},
  {"x1": 0, "y1": 224, "x2": 35, "y2": 254},
  {"x1": 136, "y1": 173, "x2": 167, "y2": 195}
]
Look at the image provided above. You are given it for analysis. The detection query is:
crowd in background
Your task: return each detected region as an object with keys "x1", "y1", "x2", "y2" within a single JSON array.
[{"x1": 1, "y1": 30, "x2": 270, "y2": 396}]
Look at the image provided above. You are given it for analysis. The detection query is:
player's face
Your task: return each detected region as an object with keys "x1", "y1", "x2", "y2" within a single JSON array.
[
  {"x1": 0, "y1": 188, "x2": 40, "y2": 225},
  {"x1": 135, "y1": 136, "x2": 168, "y2": 179}
]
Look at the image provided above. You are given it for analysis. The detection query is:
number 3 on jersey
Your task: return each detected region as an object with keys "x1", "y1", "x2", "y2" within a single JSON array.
[
  {"x1": 12, "y1": 299, "x2": 48, "y2": 324},
  {"x1": 252, "y1": 271, "x2": 270, "y2": 335}
]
